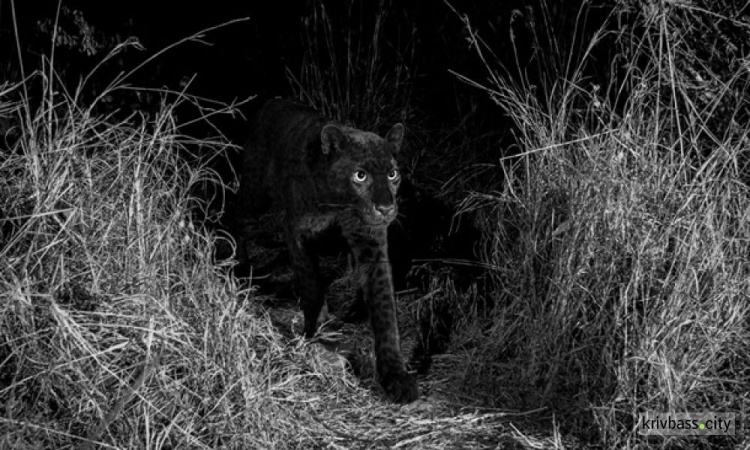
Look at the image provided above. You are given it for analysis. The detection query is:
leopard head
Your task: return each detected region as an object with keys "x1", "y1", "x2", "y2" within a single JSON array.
[{"x1": 321, "y1": 122, "x2": 404, "y2": 227}]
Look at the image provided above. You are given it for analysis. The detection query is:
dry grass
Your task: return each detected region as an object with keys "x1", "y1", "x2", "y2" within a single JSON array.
[
  {"x1": 444, "y1": 1, "x2": 750, "y2": 448},
  {"x1": 287, "y1": 0, "x2": 417, "y2": 134}
]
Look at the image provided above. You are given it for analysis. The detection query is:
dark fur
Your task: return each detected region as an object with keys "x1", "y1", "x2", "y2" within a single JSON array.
[{"x1": 234, "y1": 99, "x2": 418, "y2": 403}]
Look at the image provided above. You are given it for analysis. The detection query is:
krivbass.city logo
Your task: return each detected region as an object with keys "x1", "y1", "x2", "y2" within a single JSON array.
[{"x1": 637, "y1": 412, "x2": 735, "y2": 436}]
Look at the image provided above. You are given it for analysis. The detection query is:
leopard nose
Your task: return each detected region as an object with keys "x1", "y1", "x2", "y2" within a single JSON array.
[{"x1": 375, "y1": 204, "x2": 395, "y2": 217}]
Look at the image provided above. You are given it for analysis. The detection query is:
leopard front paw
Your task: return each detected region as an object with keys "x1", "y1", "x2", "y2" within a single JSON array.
[{"x1": 380, "y1": 369, "x2": 419, "y2": 403}]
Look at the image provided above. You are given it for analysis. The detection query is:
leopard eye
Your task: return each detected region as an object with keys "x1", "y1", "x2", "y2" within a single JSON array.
[
  {"x1": 387, "y1": 169, "x2": 399, "y2": 180},
  {"x1": 352, "y1": 170, "x2": 368, "y2": 183}
]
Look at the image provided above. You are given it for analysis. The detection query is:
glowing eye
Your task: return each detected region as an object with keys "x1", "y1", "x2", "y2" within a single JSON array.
[
  {"x1": 352, "y1": 170, "x2": 368, "y2": 183},
  {"x1": 387, "y1": 169, "x2": 399, "y2": 180}
]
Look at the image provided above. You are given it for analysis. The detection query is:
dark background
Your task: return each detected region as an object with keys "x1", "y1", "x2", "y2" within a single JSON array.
[{"x1": 0, "y1": 0, "x2": 619, "y2": 146}]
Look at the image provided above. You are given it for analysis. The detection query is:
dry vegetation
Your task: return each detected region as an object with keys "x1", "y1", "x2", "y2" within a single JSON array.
[
  {"x1": 2, "y1": 0, "x2": 750, "y2": 449},
  {"x1": 0, "y1": 68, "x2": 549, "y2": 448},
  {"x1": 443, "y1": 1, "x2": 750, "y2": 448}
]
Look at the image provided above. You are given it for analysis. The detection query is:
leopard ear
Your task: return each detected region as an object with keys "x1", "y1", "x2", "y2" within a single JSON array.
[
  {"x1": 385, "y1": 123, "x2": 404, "y2": 154},
  {"x1": 320, "y1": 124, "x2": 345, "y2": 155}
]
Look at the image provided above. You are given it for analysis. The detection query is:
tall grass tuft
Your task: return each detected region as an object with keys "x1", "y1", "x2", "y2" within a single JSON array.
[
  {"x1": 288, "y1": 0, "x2": 417, "y2": 132},
  {"x1": 450, "y1": 1, "x2": 750, "y2": 447},
  {"x1": 0, "y1": 61, "x2": 364, "y2": 448}
]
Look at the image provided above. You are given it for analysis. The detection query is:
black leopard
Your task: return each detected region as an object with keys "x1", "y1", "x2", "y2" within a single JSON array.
[{"x1": 233, "y1": 98, "x2": 419, "y2": 403}]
